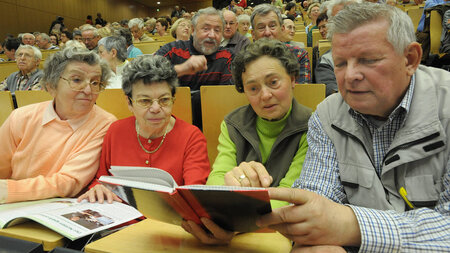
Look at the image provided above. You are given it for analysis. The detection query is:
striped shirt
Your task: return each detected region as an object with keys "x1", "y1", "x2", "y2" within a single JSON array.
[{"x1": 293, "y1": 75, "x2": 450, "y2": 252}]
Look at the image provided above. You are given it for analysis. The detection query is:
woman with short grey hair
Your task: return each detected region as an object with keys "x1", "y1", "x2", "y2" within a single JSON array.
[
  {"x1": 0, "y1": 46, "x2": 116, "y2": 204},
  {"x1": 97, "y1": 36, "x2": 129, "y2": 89},
  {"x1": 78, "y1": 55, "x2": 211, "y2": 203}
]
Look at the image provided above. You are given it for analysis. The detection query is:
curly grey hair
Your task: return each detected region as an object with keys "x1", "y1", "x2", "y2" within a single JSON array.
[
  {"x1": 327, "y1": 2, "x2": 415, "y2": 54},
  {"x1": 128, "y1": 18, "x2": 144, "y2": 29},
  {"x1": 121, "y1": 55, "x2": 179, "y2": 98},
  {"x1": 250, "y1": 4, "x2": 283, "y2": 29},
  {"x1": 42, "y1": 46, "x2": 111, "y2": 90},
  {"x1": 98, "y1": 36, "x2": 128, "y2": 62},
  {"x1": 231, "y1": 38, "x2": 299, "y2": 93}
]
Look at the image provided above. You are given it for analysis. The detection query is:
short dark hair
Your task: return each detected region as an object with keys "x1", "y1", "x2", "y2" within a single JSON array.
[
  {"x1": 316, "y1": 13, "x2": 328, "y2": 25},
  {"x1": 61, "y1": 30, "x2": 73, "y2": 40},
  {"x1": 232, "y1": 39, "x2": 300, "y2": 93},
  {"x1": 157, "y1": 18, "x2": 169, "y2": 31},
  {"x1": 286, "y1": 2, "x2": 296, "y2": 12},
  {"x1": 4, "y1": 38, "x2": 21, "y2": 51}
]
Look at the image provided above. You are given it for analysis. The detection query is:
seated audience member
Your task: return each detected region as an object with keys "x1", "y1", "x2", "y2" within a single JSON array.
[
  {"x1": 440, "y1": 8, "x2": 450, "y2": 54},
  {"x1": 78, "y1": 55, "x2": 210, "y2": 203},
  {"x1": 170, "y1": 18, "x2": 192, "y2": 41},
  {"x1": 98, "y1": 36, "x2": 129, "y2": 89},
  {"x1": 22, "y1": 33, "x2": 35, "y2": 46},
  {"x1": 221, "y1": 10, "x2": 250, "y2": 54},
  {"x1": 282, "y1": 18, "x2": 305, "y2": 48},
  {"x1": 416, "y1": 0, "x2": 445, "y2": 33},
  {"x1": 86, "y1": 15, "x2": 93, "y2": 25},
  {"x1": 305, "y1": 3, "x2": 320, "y2": 34},
  {"x1": 50, "y1": 34, "x2": 59, "y2": 47},
  {"x1": 115, "y1": 28, "x2": 143, "y2": 58},
  {"x1": 144, "y1": 18, "x2": 157, "y2": 35},
  {"x1": 59, "y1": 30, "x2": 72, "y2": 48},
  {"x1": 156, "y1": 18, "x2": 170, "y2": 36},
  {"x1": 251, "y1": 4, "x2": 311, "y2": 83},
  {"x1": 257, "y1": 3, "x2": 450, "y2": 252},
  {"x1": 235, "y1": 6, "x2": 244, "y2": 16},
  {"x1": 306, "y1": 3, "x2": 321, "y2": 47},
  {"x1": 0, "y1": 45, "x2": 43, "y2": 93},
  {"x1": 237, "y1": 14, "x2": 252, "y2": 39},
  {"x1": 96, "y1": 13, "x2": 107, "y2": 27},
  {"x1": 155, "y1": 7, "x2": 233, "y2": 129},
  {"x1": 3, "y1": 38, "x2": 20, "y2": 61},
  {"x1": 183, "y1": 12, "x2": 192, "y2": 20},
  {"x1": 73, "y1": 30, "x2": 83, "y2": 43},
  {"x1": 227, "y1": 0, "x2": 237, "y2": 12},
  {"x1": 97, "y1": 26, "x2": 113, "y2": 38},
  {"x1": 0, "y1": 47, "x2": 116, "y2": 204},
  {"x1": 128, "y1": 18, "x2": 154, "y2": 43},
  {"x1": 183, "y1": 39, "x2": 311, "y2": 244},
  {"x1": 81, "y1": 25, "x2": 101, "y2": 51},
  {"x1": 316, "y1": 13, "x2": 328, "y2": 40},
  {"x1": 285, "y1": 2, "x2": 297, "y2": 21},
  {"x1": 36, "y1": 33, "x2": 59, "y2": 50}
]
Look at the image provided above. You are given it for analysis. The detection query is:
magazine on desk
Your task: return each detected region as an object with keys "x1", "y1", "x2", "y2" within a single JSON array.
[
  {"x1": 99, "y1": 166, "x2": 272, "y2": 232},
  {"x1": 0, "y1": 198, "x2": 142, "y2": 241}
]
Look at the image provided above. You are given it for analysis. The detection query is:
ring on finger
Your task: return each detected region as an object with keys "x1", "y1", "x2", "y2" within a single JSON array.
[{"x1": 238, "y1": 174, "x2": 246, "y2": 183}]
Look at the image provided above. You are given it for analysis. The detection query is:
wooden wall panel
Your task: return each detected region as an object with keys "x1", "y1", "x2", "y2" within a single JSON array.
[{"x1": 0, "y1": 1, "x2": 18, "y2": 36}]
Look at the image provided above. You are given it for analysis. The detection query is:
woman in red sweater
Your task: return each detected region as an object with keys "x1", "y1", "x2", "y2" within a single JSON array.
[{"x1": 78, "y1": 55, "x2": 210, "y2": 203}]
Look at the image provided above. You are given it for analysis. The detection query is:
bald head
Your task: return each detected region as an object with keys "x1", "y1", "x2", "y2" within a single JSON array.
[{"x1": 223, "y1": 10, "x2": 237, "y2": 39}]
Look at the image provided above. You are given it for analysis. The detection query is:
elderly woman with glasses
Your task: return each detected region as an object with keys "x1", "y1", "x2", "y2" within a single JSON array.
[
  {"x1": 182, "y1": 38, "x2": 312, "y2": 245},
  {"x1": 0, "y1": 47, "x2": 116, "y2": 204},
  {"x1": 78, "y1": 55, "x2": 210, "y2": 203}
]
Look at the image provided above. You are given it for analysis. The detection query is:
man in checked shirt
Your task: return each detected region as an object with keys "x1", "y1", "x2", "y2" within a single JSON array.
[
  {"x1": 0, "y1": 45, "x2": 43, "y2": 95},
  {"x1": 257, "y1": 3, "x2": 450, "y2": 252}
]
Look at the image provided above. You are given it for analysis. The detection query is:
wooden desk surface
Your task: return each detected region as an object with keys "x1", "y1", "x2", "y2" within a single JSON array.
[
  {"x1": 0, "y1": 221, "x2": 66, "y2": 251},
  {"x1": 85, "y1": 219, "x2": 292, "y2": 253}
]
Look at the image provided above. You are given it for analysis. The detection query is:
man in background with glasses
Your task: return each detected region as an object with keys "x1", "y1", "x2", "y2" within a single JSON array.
[
  {"x1": 220, "y1": 10, "x2": 249, "y2": 55},
  {"x1": 81, "y1": 25, "x2": 101, "y2": 52}
]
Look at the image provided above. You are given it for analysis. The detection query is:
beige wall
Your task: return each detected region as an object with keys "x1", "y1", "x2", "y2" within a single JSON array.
[{"x1": 0, "y1": 0, "x2": 212, "y2": 40}]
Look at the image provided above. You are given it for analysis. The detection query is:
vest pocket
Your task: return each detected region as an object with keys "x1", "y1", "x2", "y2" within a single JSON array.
[
  {"x1": 404, "y1": 175, "x2": 439, "y2": 208},
  {"x1": 340, "y1": 163, "x2": 374, "y2": 189}
]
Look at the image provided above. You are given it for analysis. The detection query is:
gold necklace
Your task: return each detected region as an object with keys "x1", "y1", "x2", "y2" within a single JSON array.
[{"x1": 135, "y1": 120, "x2": 168, "y2": 154}]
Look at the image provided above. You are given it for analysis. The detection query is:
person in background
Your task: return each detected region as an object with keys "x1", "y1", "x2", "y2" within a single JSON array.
[
  {"x1": 144, "y1": 18, "x2": 157, "y2": 35},
  {"x1": 183, "y1": 38, "x2": 311, "y2": 244},
  {"x1": 439, "y1": 7, "x2": 450, "y2": 53},
  {"x1": 0, "y1": 46, "x2": 116, "y2": 204},
  {"x1": 128, "y1": 18, "x2": 154, "y2": 43},
  {"x1": 98, "y1": 36, "x2": 129, "y2": 89},
  {"x1": 86, "y1": 15, "x2": 93, "y2": 25},
  {"x1": 155, "y1": 7, "x2": 234, "y2": 129},
  {"x1": 251, "y1": 4, "x2": 311, "y2": 84},
  {"x1": 171, "y1": 5, "x2": 182, "y2": 19},
  {"x1": 317, "y1": 13, "x2": 329, "y2": 40},
  {"x1": 50, "y1": 34, "x2": 59, "y2": 47},
  {"x1": 49, "y1": 16, "x2": 65, "y2": 34},
  {"x1": 22, "y1": 33, "x2": 35, "y2": 46},
  {"x1": 81, "y1": 26, "x2": 101, "y2": 51},
  {"x1": 115, "y1": 28, "x2": 143, "y2": 59},
  {"x1": 73, "y1": 30, "x2": 83, "y2": 43},
  {"x1": 36, "y1": 33, "x2": 59, "y2": 50},
  {"x1": 78, "y1": 55, "x2": 210, "y2": 203},
  {"x1": 237, "y1": 14, "x2": 252, "y2": 39},
  {"x1": 0, "y1": 45, "x2": 43, "y2": 94},
  {"x1": 258, "y1": 3, "x2": 450, "y2": 252},
  {"x1": 306, "y1": 3, "x2": 321, "y2": 47},
  {"x1": 95, "y1": 13, "x2": 107, "y2": 27},
  {"x1": 59, "y1": 30, "x2": 72, "y2": 48},
  {"x1": 3, "y1": 38, "x2": 20, "y2": 61},
  {"x1": 170, "y1": 18, "x2": 192, "y2": 41},
  {"x1": 221, "y1": 10, "x2": 250, "y2": 54},
  {"x1": 156, "y1": 18, "x2": 170, "y2": 36},
  {"x1": 282, "y1": 18, "x2": 305, "y2": 48},
  {"x1": 285, "y1": 2, "x2": 297, "y2": 21}
]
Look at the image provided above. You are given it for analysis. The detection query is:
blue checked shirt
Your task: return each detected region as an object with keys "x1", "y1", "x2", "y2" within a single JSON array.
[{"x1": 293, "y1": 76, "x2": 450, "y2": 252}]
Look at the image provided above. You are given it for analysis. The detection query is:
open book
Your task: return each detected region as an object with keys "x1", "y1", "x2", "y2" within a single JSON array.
[
  {"x1": 99, "y1": 166, "x2": 272, "y2": 232},
  {"x1": 0, "y1": 198, "x2": 142, "y2": 241}
]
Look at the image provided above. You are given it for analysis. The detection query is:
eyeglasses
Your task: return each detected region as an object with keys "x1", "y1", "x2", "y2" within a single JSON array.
[
  {"x1": 82, "y1": 37, "x2": 94, "y2": 42},
  {"x1": 129, "y1": 96, "x2": 175, "y2": 108},
  {"x1": 256, "y1": 22, "x2": 279, "y2": 33},
  {"x1": 60, "y1": 76, "x2": 105, "y2": 94}
]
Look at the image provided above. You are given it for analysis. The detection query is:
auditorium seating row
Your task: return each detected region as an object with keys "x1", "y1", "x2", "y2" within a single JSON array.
[{"x1": 0, "y1": 84, "x2": 325, "y2": 163}]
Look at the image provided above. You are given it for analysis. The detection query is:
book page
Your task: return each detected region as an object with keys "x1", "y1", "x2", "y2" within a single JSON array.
[
  {"x1": 179, "y1": 185, "x2": 268, "y2": 191},
  {"x1": 109, "y1": 166, "x2": 178, "y2": 188},
  {"x1": 0, "y1": 198, "x2": 142, "y2": 241},
  {"x1": 99, "y1": 176, "x2": 175, "y2": 193}
]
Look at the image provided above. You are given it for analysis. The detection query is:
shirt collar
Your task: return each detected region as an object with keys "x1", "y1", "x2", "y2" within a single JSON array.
[
  {"x1": 19, "y1": 68, "x2": 40, "y2": 78},
  {"x1": 42, "y1": 100, "x2": 92, "y2": 131}
]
